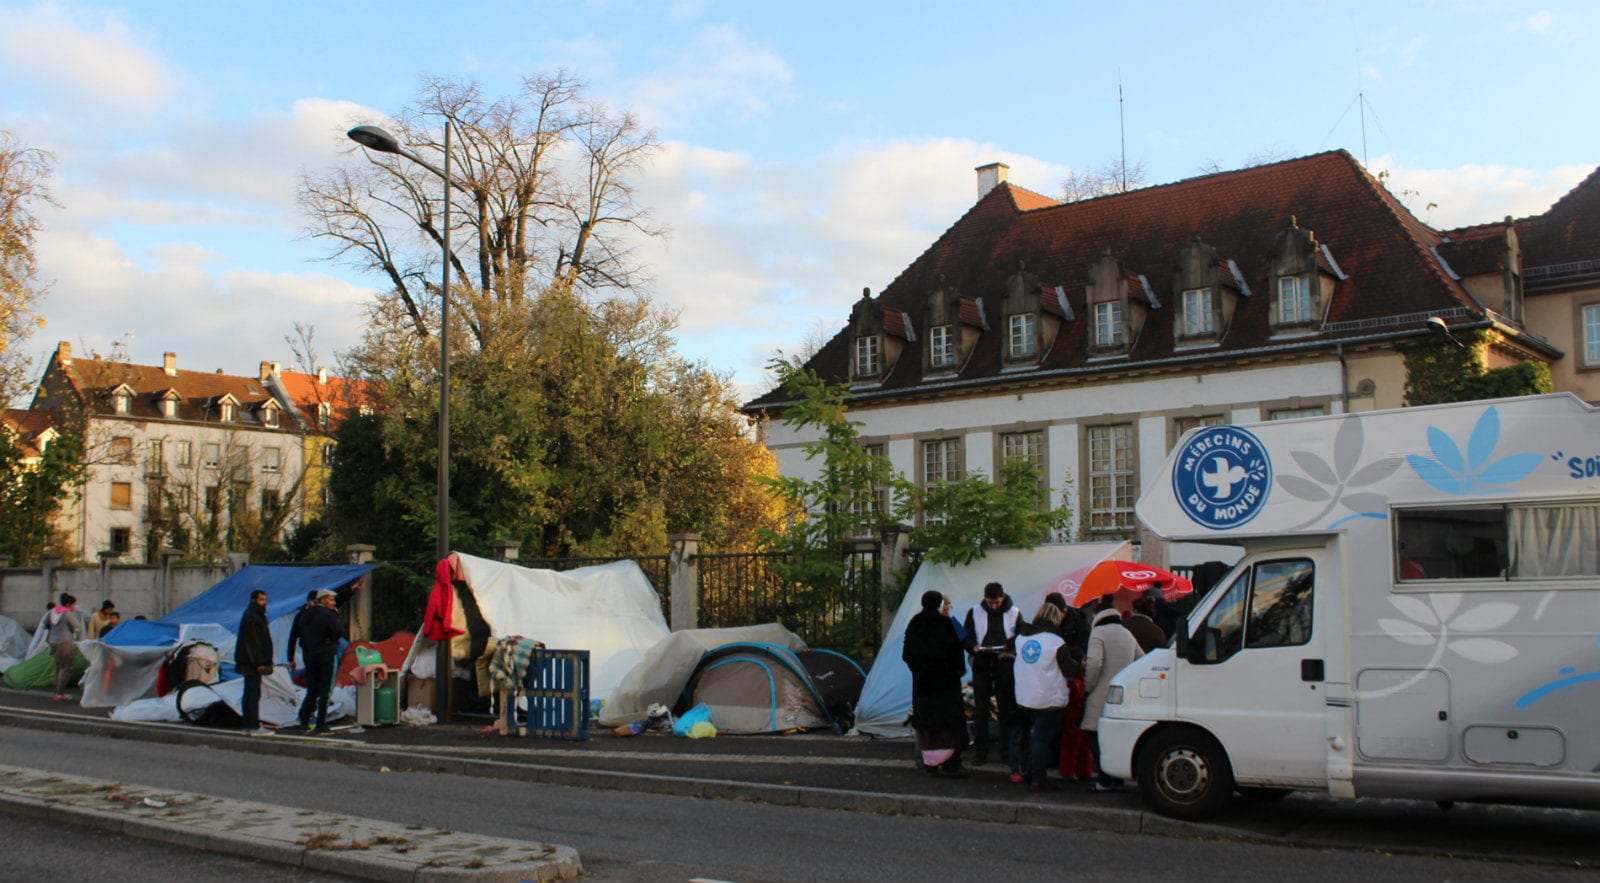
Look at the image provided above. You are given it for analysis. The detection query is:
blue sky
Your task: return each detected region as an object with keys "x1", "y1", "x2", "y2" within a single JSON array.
[{"x1": 2, "y1": 1, "x2": 1596, "y2": 398}]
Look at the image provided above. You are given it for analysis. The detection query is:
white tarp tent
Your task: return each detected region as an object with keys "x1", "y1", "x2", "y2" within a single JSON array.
[
  {"x1": 450, "y1": 555, "x2": 671, "y2": 709},
  {"x1": 853, "y1": 542, "x2": 1129, "y2": 737},
  {"x1": 0, "y1": 615, "x2": 30, "y2": 672},
  {"x1": 598, "y1": 623, "x2": 808, "y2": 727}
]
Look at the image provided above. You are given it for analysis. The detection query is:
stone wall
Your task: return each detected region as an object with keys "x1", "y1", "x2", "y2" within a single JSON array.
[{"x1": 0, "y1": 562, "x2": 230, "y2": 626}]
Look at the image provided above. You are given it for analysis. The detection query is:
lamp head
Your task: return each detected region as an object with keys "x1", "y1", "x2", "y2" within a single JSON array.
[
  {"x1": 1427, "y1": 315, "x2": 1466, "y2": 348},
  {"x1": 347, "y1": 125, "x2": 402, "y2": 154}
]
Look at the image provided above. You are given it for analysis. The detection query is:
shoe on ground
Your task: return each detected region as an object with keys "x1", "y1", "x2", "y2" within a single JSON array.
[
  {"x1": 50, "y1": 694, "x2": 68, "y2": 701},
  {"x1": 1009, "y1": 772, "x2": 1026, "y2": 784},
  {"x1": 1089, "y1": 782, "x2": 1125, "y2": 793},
  {"x1": 1031, "y1": 781, "x2": 1061, "y2": 793},
  {"x1": 244, "y1": 727, "x2": 273, "y2": 736}
]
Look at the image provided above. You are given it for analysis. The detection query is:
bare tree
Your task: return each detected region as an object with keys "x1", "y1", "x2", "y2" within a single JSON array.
[
  {"x1": 0, "y1": 132, "x2": 55, "y2": 404},
  {"x1": 1059, "y1": 158, "x2": 1148, "y2": 203},
  {"x1": 299, "y1": 72, "x2": 664, "y2": 349}
]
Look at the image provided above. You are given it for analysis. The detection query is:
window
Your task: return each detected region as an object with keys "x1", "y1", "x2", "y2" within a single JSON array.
[
  {"x1": 1396, "y1": 502, "x2": 1600, "y2": 581},
  {"x1": 205, "y1": 485, "x2": 222, "y2": 513},
  {"x1": 1087, "y1": 424, "x2": 1135, "y2": 532},
  {"x1": 921, "y1": 438, "x2": 962, "y2": 525},
  {"x1": 1008, "y1": 313, "x2": 1036, "y2": 358},
  {"x1": 1278, "y1": 276, "x2": 1313, "y2": 325},
  {"x1": 110, "y1": 436, "x2": 133, "y2": 463},
  {"x1": 322, "y1": 442, "x2": 336, "y2": 466},
  {"x1": 220, "y1": 401, "x2": 236, "y2": 422},
  {"x1": 851, "y1": 443, "x2": 889, "y2": 525},
  {"x1": 176, "y1": 440, "x2": 193, "y2": 467},
  {"x1": 175, "y1": 484, "x2": 193, "y2": 510},
  {"x1": 1181, "y1": 288, "x2": 1214, "y2": 336},
  {"x1": 148, "y1": 439, "x2": 163, "y2": 463},
  {"x1": 317, "y1": 402, "x2": 332, "y2": 429},
  {"x1": 853, "y1": 335, "x2": 880, "y2": 377},
  {"x1": 146, "y1": 481, "x2": 164, "y2": 518},
  {"x1": 929, "y1": 325, "x2": 956, "y2": 368},
  {"x1": 263, "y1": 407, "x2": 279, "y2": 429},
  {"x1": 1093, "y1": 301, "x2": 1124, "y2": 347},
  {"x1": 113, "y1": 392, "x2": 131, "y2": 415},
  {"x1": 1196, "y1": 558, "x2": 1315, "y2": 662},
  {"x1": 110, "y1": 482, "x2": 132, "y2": 510},
  {"x1": 1001, "y1": 429, "x2": 1047, "y2": 506},
  {"x1": 1172, "y1": 414, "x2": 1226, "y2": 450},
  {"x1": 1584, "y1": 304, "x2": 1600, "y2": 367},
  {"x1": 262, "y1": 446, "x2": 281, "y2": 474},
  {"x1": 1270, "y1": 406, "x2": 1325, "y2": 421},
  {"x1": 202, "y1": 443, "x2": 220, "y2": 469},
  {"x1": 162, "y1": 398, "x2": 178, "y2": 418},
  {"x1": 109, "y1": 528, "x2": 131, "y2": 556},
  {"x1": 261, "y1": 489, "x2": 281, "y2": 518}
]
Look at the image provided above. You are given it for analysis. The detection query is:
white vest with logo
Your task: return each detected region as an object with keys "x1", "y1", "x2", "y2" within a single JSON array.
[
  {"x1": 967, "y1": 603, "x2": 1021, "y2": 647},
  {"x1": 1012, "y1": 631, "x2": 1072, "y2": 709}
]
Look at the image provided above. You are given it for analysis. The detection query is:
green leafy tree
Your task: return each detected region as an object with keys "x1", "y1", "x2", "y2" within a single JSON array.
[
  {"x1": 907, "y1": 458, "x2": 1074, "y2": 566},
  {"x1": 0, "y1": 132, "x2": 53, "y2": 405},
  {"x1": 1398, "y1": 329, "x2": 1552, "y2": 405},
  {"x1": 0, "y1": 428, "x2": 85, "y2": 565}
]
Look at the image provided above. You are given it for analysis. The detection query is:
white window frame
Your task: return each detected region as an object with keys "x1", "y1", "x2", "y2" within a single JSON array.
[
  {"x1": 1087, "y1": 423, "x2": 1136, "y2": 532},
  {"x1": 1181, "y1": 287, "x2": 1215, "y2": 336},
  {"x1": 1278, "y1": 275, "x2": 1313, "y2": 325},
  {"x1": 1094, "y1": 301, "x2": 1124, "y2": 347},
  {"x1": 1008, "y1": 313, "x2": 1036, "y2": 358},
  {"x1": 176, "y1": 440, "x2": 193, "y2": 467},
  {"x1": 262, "y1": 446, "x2": 281, "y2": 474},
  {"x1": 851, "y1": 442, "x2": 889, "y2": 526},
  {"x1": 264, "y1": 406, "x2": 279, "y2": 429},
  {"x1": 220, "y1": 402, "x2": 236, "y2": 422},
  {"x1": 113, "y1": 392, "x2": 131, "y2": 415},
  {"x1": 1172, "y1": 414, "x2": 1226, "y2": 450},
  {"x1": 1270, "y1": 406, "x2": 1326, "y2": 421},
  {"x1": 921, "y1": 437, "x2": 963, "y2": 525},
  {"x1": 853, "y1": 334, "x2": 880, "y2": 377},
  {"x1": 1583, "y1": 303, "x2": 1600, "y2": 367},
  {"x1": 317, "y1": 402, "x2": 332, "y2": 429},
  {"x1": 162, "y1": 398, "x2": 177, "y2": 418},
  {"x1": 929, "y1": 325, "x2": 956, "y2": 368},
  {"x1": 202, "y1": 442, "x2": 221, "y2": 469}
]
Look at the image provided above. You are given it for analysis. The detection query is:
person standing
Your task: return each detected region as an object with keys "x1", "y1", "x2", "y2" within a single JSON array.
[
  {"x1": 46, "y1": 593, "x2": 83, "y2": 701},
  {"x1": 88, "y1": 600, "x2": 116, "y2": 639},
  {"x1": 902, "y1": 590, "x2": 969, "y2": 777},
  {"x1": 961, "y1": 581, "x2": 1020, "y2": 767},
  {"x1": 1123, "y1": 597, "x2": 1167, "y2": 653},
  {"x1": 285, "y1": 589, "x2": 317, "y2": 670},
  {"x1": 295, "y1": 589, "x2": 345, "y2": 734},
  {"x1": 1012, "y1": 603, "x2": 1081, "y2": 792},
  {"x1": 1082, "y1": 600, "x2": 1142, "y2": 792},
  {"x1": 235, "y1": 590, "x2": 275, "y2": 736}
]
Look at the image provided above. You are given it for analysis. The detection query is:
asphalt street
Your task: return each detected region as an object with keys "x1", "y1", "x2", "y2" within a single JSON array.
[{"x1": 3, "y1": 724, "x2": 1593, "y2": 882}]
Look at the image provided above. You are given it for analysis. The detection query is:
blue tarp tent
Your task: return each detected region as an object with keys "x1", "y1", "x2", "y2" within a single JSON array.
[{"x1": 83, "y1": 564, "x2": 375, "y2": 708}]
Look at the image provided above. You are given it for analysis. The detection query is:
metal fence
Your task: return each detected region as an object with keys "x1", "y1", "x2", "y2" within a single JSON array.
[{"x1": 697, "y1": 548, "x2": 884, "y2": 658}]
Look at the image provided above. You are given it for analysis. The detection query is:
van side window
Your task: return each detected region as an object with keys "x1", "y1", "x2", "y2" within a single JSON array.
[
  {"x1": 1395, "y1": 506, "x2": 1507, "y2": 580},
  {"x1": 1198, "y1": 558, "x2": 1314, "y2": 662},
  {"x1": 1247, "y1": 559, "x2": 1314, "y2": 648}
]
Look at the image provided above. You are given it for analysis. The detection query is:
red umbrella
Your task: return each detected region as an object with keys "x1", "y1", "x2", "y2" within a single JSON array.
[{"x1": 1048, "y1": 560, "x2": 1193, "y2": 608}]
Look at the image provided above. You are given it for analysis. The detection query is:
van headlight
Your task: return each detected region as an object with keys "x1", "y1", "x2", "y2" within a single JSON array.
[{"x1": 1106, "y1": 685, "x2": 1124, "y2": 705}]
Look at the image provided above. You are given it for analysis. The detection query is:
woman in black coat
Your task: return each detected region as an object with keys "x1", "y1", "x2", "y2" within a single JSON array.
[{"x1": 902, "y1": 590, "x2": 969, "y2": 776}]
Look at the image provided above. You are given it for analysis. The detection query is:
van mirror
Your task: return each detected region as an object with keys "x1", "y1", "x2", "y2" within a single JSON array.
[{"x1": 1175, "y1": 623, "x2": 1192, "y2": 660}]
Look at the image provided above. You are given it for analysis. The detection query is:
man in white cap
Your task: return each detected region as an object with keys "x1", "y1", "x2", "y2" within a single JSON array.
[{"x1": 293, "y1": 588, "x2": 345, "y2": 734}]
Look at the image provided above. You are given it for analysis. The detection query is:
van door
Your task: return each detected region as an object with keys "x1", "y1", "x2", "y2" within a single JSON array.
[{"x1": 1181, "y1": 551, "x2": 1328, "y2": 787}]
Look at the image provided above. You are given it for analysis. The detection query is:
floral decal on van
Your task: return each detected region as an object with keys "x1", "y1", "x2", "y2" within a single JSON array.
[
  {"x1": 1405, "y1": 406, "x2": 1542, "y2": 496},
  {"x1": 1377, "y1": 593, "x2": 1518, "y2": 663},
  {"x1": 1276, "y1": 414, "x2": 1402, "y2": 530}
]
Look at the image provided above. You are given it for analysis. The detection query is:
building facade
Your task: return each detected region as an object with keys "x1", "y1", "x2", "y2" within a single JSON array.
[{"x1": 747, "y1": 151, "x2": 1591, "y2": 567}]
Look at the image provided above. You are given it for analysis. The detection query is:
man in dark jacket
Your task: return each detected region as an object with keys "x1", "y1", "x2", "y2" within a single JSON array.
[
  {"x1": 961, "y1": 582, "x2": 1021, "y2": 766},
  {"x1": 285, "y1": 589, "x2": 318, "y2": 669},
  {"x1": 294, "y1": 589, "x2": 346, "y2": 734},
  {"x1": 235, "y1": 590, "x2": 275, "y2": 735}
]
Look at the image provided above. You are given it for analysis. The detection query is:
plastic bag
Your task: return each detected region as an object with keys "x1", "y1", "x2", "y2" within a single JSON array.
[
  {"x1": 688, "y1": 720, "x2": 717, "y2": 739},
  {"x1": 672, "y1": 702, "x2": 711, "y2": 737}
]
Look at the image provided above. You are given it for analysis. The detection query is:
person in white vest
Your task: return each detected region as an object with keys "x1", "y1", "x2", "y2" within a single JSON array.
[
  {"x1": 961, "y1": 582, "x2": 1021, "y2": 767},
  {"x1": 1012, "y1": 602, "x2": 1083, "y2": 792}
]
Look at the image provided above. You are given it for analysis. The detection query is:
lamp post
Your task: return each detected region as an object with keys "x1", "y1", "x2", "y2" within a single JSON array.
[{"x1": 347, "y1": 122, "x2": 455, "y2": 718}]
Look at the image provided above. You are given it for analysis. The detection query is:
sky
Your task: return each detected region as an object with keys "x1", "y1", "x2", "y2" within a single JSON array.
[{"x1": 3, "y1": 1, "x2": 1597, "y2": 401}]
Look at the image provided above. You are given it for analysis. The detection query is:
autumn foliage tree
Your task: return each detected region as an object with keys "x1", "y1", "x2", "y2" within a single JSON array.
[{"x1": 0, "y1": 132, "x2": 53, "y2": 405}]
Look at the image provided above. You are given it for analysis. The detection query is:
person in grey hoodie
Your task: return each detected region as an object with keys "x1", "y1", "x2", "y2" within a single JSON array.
[
  {"x1": 1082, "y1": 599, "x2": 1142, "y2": 792},
  {"x1": 46, "y1": 593, "x2": 83, "y2": 701}
]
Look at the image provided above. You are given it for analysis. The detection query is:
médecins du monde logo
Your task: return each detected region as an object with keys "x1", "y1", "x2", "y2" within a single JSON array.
[{"x1": 1172, "y1": 425, "x2": 1272, "y2": 528}]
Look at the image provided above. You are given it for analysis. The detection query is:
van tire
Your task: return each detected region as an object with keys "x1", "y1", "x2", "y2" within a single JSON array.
[{"x1": 1138, "y1": 727, "x2": 1234, "y2": 820}]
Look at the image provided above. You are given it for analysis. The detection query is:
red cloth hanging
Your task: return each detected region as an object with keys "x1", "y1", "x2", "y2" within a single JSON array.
[{"x1": 422, "y1": 557, "x2": 465, "y2": 641}]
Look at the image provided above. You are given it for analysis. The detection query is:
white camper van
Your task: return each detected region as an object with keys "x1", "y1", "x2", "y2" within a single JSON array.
[{"x1": 1098, "y1": 393, "x2": 1600, "y2": 820}]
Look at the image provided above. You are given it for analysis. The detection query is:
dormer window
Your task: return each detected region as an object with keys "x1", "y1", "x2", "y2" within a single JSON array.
[
  {"x1": 1007, "y1": 313, "x2": 1036, "y2": 358},
  {"x1": 854, "y1": 334, "x2": 880, "y2": 377},
  {"x1": 317, "y1": 401, "x2": 332, "y2": 429},
  {"x1": 929, "y1": 325, "x2": 956, "y2": 368},
  {"x1": 113, "y1": 391, "x2": 131, "y2": 415},
  {"x1": 220, "y1": 401, "x2": 236, "y2": 422},
  {"x1": 263, "y1": 405, "x2": 279, "y2": 429},
  {"x1": 162, "y1": 398, "x2": 178, "y2": 418},
  {"x1": 1094, "y1": 301, "x2": 1125, "y2": 347},
  {"x1": 1278, "y1": 276, "x2": 1312, "y2": 324},
  {"x1": 1180, "y1": 288, "x2": 1216, "y2": 337}
]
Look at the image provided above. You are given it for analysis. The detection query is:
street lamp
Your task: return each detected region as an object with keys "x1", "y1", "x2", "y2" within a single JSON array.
[{"x1": 347, "y1": 122, "x2": 455, "y2": 719}]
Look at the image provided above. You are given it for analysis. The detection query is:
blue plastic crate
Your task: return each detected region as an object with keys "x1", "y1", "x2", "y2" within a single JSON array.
[{"x1": 504, "y1": 649, "x2": 590, "y2": 740}]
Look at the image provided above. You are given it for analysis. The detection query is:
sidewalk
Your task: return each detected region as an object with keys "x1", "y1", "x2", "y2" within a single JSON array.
[{"x1": 2, "y1": 685, "x2": 1597, "y2": 869}]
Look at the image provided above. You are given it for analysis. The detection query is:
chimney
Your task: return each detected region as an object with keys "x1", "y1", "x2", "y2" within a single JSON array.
[
  {"x1": 975, "y1": 162, "x2": 1009, "y2": 199},
  {"x1": 57, "y1": 341, "x2": 71, "y2": 366},
  {"x1": 163, "y1": 352, "x2": 177, "y2": 376},
  {"x1": 316, "y1": 367, "x2": 328, "y2": 385},
  {"x1": 259, "y1": 361, "x2": 280, "y2": 382}
]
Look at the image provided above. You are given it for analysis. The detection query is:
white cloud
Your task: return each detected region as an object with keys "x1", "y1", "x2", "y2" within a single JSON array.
[
  {"x1": 1367, "y1": 156, "x2": 1590, "y2": 229},
  {"x1": 1517, "y1": 11, "x2": 1556, "y2": 33},
  {"x1": 629, "y1": 26, "x2": 794, "y2": 130},
  {"x1": 0, "y1": 4, "x2": 178, "y2": 118}
]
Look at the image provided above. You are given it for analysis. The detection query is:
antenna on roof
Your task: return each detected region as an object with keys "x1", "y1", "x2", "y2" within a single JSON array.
[
  {"x1": 1353, "y1": 22, "x2": 1368, "y2": 167},
  {"x1": 1118, "y1": 72, "x2": 1127, "y2": 193}
]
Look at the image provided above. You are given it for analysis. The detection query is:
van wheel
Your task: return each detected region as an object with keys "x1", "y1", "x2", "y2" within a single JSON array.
[{"x1": 1138, "y1": 727, "x2": 1235, "y2": 821}]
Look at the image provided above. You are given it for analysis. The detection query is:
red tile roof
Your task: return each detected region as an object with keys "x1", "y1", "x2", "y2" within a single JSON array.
[
  {"x1": 748, "y1": 150, "x2": 1536, "y2": 409},
  {"x1": 276, "y1": 369, "x2": 379, "y2": 429},
  {"x1": 3, "y1": 409, "x2": 55, "y2": 459}
]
